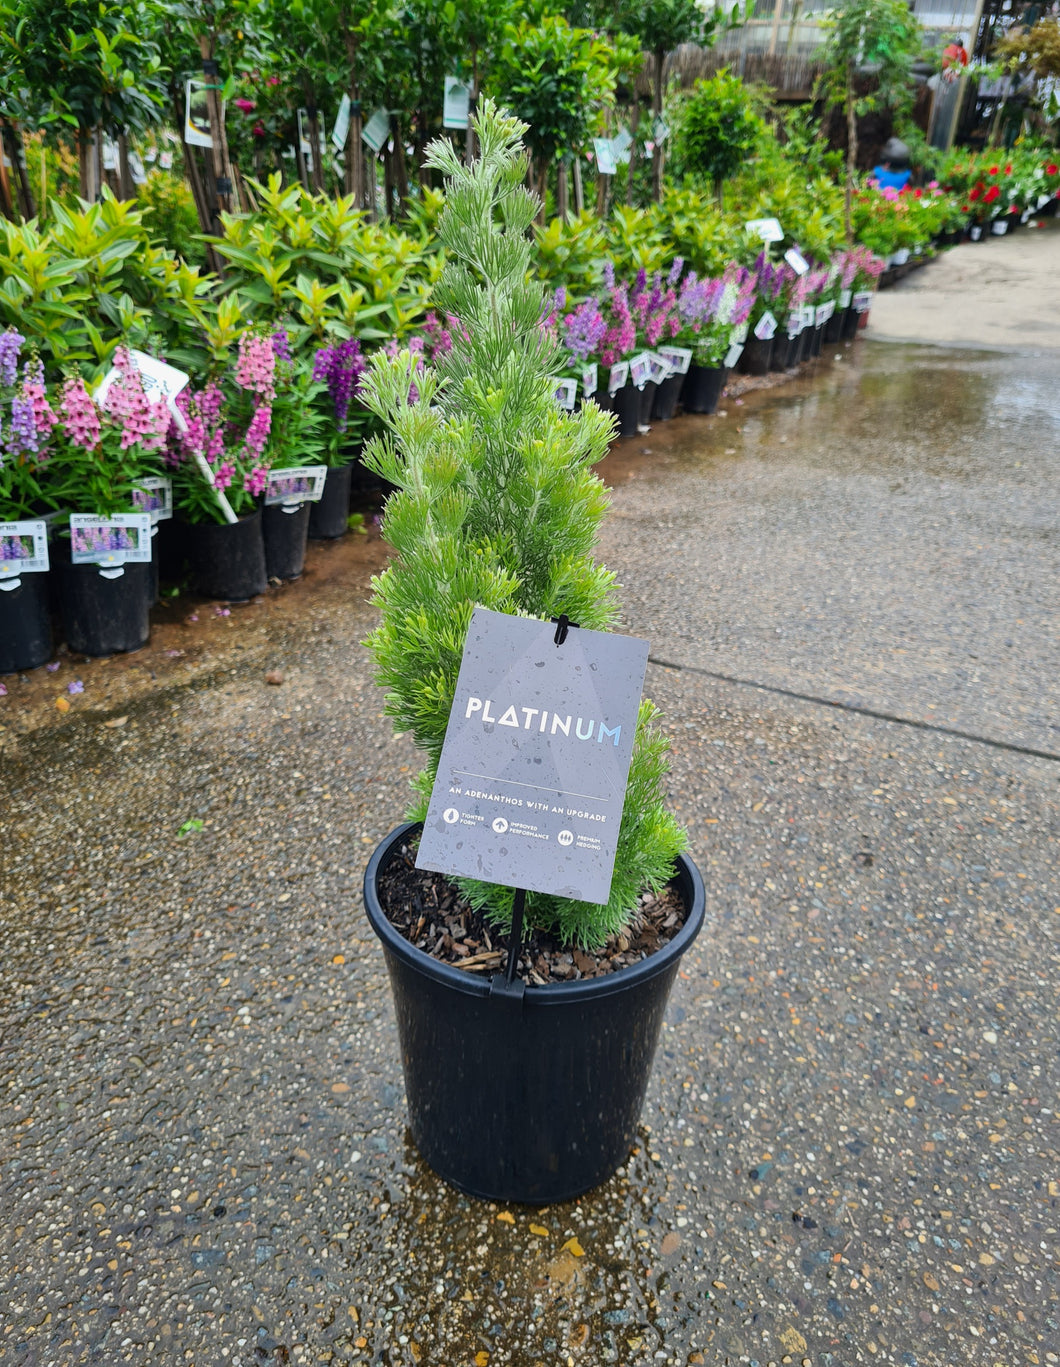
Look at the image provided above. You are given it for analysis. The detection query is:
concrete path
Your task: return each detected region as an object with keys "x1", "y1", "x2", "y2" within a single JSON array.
[
  {"x1": 867, "y1": 216, "x2": 1060, "y2": 350},
  {"x1": 2, "y1": 339, "x2": 1058, "y2": 1367}
]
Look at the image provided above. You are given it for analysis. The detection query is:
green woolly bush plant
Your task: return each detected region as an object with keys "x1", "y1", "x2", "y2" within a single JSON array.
[{"x1": 361, "y1": 98, "x2": 686, "y2": 950}]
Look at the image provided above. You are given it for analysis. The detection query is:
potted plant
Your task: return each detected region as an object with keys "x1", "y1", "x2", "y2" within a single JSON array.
[
  {"x1": 168, "y1": 330, "x2": 276, "y2": 602},
  {"x1": 0, "y1": 328, "x2": 53, "y2": 673},
  {"x1": 597, "y1": 266, "x2": 641, "y2": 437},
  {"x1": 676, "y1": 265, "x2": 754, "y2": 413},
  {"x1": 309, "y1": 335, "x2": 368, "y2": 538},
  {"x1": 43, "y1": 349, "x2": 171, "y2": 656},
  {"x1": 358, "y1": 100, "x2": 705, "y2": 1204},
  {"x1": 260, "y1": 328, "x2": 327, "y2": 580}
]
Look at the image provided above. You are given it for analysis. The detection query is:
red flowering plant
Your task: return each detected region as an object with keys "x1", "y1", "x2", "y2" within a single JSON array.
[{"x1": 40, "y1": 347, "x2": 171, "y2": 523}]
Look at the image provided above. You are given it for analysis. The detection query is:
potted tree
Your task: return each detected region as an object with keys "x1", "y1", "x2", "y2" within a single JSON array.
[{"x1": 359, "y1": 100, "x2": 705, "y2": 1204}]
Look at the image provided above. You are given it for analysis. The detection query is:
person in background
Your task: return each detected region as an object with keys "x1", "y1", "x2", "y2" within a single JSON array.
[{"x1": 872, "y1": 136, "x2": 912, "y2": 191}]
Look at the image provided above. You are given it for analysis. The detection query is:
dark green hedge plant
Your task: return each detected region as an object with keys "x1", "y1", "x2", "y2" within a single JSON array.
[{"x1": 361, "y1": 98, "x2": 686, "y2": 949}]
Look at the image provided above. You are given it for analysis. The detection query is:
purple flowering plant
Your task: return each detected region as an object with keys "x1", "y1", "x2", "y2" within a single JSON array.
[{"x1": 0, "y1": 328, "x2": 55, "y2": 519}]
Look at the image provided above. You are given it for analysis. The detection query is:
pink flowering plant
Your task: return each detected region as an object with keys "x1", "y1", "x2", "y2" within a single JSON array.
[
  {"x1": 0, "y1": 328, "x2": 51, "y2": 518},
  {"x1": 675, "y1": 264, "x2": 756, "y2": 367},
  {"x1": 40, "y1": 347, "x2": 171, "y2": 523},
  {"x1": 168, "y1": 328, "x2": 322, "y2": 523}
]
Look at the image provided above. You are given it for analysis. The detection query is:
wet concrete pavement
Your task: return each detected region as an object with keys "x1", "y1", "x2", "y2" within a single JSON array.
[{"x1": 2, "y1": 339, "x2": 1059, "y2": 1367}]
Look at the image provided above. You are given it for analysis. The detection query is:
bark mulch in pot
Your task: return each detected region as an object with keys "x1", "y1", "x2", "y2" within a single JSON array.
[{"x1": 376, "y1": 833, "x2": 688, "y2": 985}]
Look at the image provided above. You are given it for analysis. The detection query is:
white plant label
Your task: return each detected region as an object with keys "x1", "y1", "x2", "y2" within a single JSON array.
[
  {"x1": 593, "y1": 138, "x2": 617, "y2": 176},
  {"x1": 724, "y1": 342, "x2": 744, "y2": 369},
  {"x1": 608, "y1": 361, "x2": 629, "y2": 395},
  {"x1": 746, "y1": 217, "x2": 784, "y2": 243},
  {"x1": 657, "y1": 345, "x2": 692, "y2": 375},
  {"x1": 852, "y1": 291, "x2": 873, "y2": 313},
  {"x1": 784, "y1": 248, "x2": 809, "y2": 275},
  {"x1": 839, "y1": 288, "x2": 852, "y2": 309},
  {"x1": 553, "y1": 378, "x2": 578, "y2": 412},
  {"x1": 361, "y1": 107, "x2": 390, "y2": 154},
  {"x1": 332, "y1": 94, "x2": 352, "y2": 151},
  {"x1": 443, "y1": 77, "x2": 471, "y2": 130},
  {"x1": 265, "y1": 465, "x2": 328, "y2": 507},
  {"x1": 753, "y1": 311, "x2": 778, "y2": 341},
  {"x1": 581, "y1": 363, "x2": 598, "y2": 397},
  {"x1": 785, "y1": 314, "x2": 803, "y2": 337},
  {"x1": 70, "y1": 513, "x2": 152, "y2": 568},
  {"x1": 629, "y1": 352, "x2": 653, "y2": 389},
  {"x1": 815, "y1": 302, "x2": 832, "y2": 327},
  {"x1": 648, "y1": 352, "x2": 672, "y2": 384},
  {"x1": 132, "y1": 477, "x2": 174, "y2": 524},
  {"x1": 184, "y1": 80, "x2": 218, "y2": 149},
  {"x1": 0, "y1": 520, "x2": 49, "y2": 582}
]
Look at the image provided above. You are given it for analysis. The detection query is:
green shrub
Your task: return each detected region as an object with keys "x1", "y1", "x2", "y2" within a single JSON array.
[
  {"x1": 137, "y1": 170, "x2": 206, "y2": 267},
  {"x1": 361, "y1": 99, "x2": 686, "y2": 949},
  {"x1": 671, "y1": 70, "x2": 766, "y2": 201}
]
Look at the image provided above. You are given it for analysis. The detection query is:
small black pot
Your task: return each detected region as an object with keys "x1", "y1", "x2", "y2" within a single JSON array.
[
  {"x1": 155, "y1": 516, "x2": 187, "y2": 585},
  {"x1": 651, "y1": 373, "x2": 684, "y2": 421},
  {"x1": 738, "y1": 335, "x2": 774, "y2": 376},
  {"x1": 776, "y1": 333, "x2": 800, "y2": 370},
  {"x1": 681, "y1": 364, "x2": 728, "y2": 414},
  {"x1": 0, "y1": 572, "x2": 52, "y2": 673},
  {"x1": 611, "y1": 381, "x2": 640, "y2": 437},
  {"x1": 184, "y1": 507, "x2": 267, "y2": 603},
  {"x1": 263, "y1": 502, "x2": 310, "y2": 581},
  {"x1": 636, "y1": 381, "x2": 657, "y2": 430},
  {"x1": 823, "y1": 309, "x2": 845, "y2": 344},
  {"x1": 308, "y1": 462, "x2": 354, "y2": 540},
  {"x1": 58, "y1": 556, "x2": 151, "y2": 657},
  {"x1": 364, "y1": 823, "x2": 706, "y2": 1204},
  {"x1": 840, "y1": 306, "x2": 860, "y2": 342},
  {"x1": 807, "y1": 324, "x2": 824, "y2": 359}
]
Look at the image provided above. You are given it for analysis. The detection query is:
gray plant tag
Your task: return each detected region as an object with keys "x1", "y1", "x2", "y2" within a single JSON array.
[{"x1": 417, "y1": 608, "x2": 649, "y2": 904}]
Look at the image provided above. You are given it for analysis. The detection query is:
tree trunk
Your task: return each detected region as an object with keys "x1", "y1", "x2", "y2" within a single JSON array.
[
  {"x1": 0, "y1": 126, "x2": 15, "y2": 221},
  {"x1": 651, "y1": 47, "x2": 665, "y2": 204},
  {"x1": 572, "y1": 156, "x2": 583, "y2": 215},
  {"x1": 295, "y1": 111, "x2": 312, "y2": 191},
  {"x1": 557, "y1": 159, "x2": 568, "y2": 221},
  {"x1": 171, "y1": 82, "x2": 223, "y2": 275},
  {"x1": 845, "y1": 70, "x2": 857, "y2": 244},
  {"x1": 118, "y1": 133, "x2": 135, "y2": 200},
  {"x1": 535, "y1": 157, "x2": 548, "y2": 226},
  {"x1": 78, "y1": 127, "x2": 101, "y2": 202},
  {"x1": 197, "y1": 35, "x2": 234, "y2": 219},
  {"x1": 308, "y1": 108, "x2": 325, "y2": 193},
  {"x1": 2, "y1": 122, "x2": 35, "y2": 219},
  {"x1": 626, "y1": 102, "x2": 640, "y2": 207},
  {"x1": 392, "y1": 114, "x2": 410, "y2": 213}
]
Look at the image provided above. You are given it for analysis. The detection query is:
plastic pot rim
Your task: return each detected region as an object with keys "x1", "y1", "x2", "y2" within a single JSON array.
[{"x1": 363, "y1": 820, "x2": 705, "y2": 1006}]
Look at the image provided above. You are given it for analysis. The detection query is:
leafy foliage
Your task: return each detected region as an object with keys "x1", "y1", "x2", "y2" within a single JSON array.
[
  {"x1": 671, "y1": 70, "x2": 765, "y2": 198},
  {"x1": 361, "y1": 98, "x2": 686, "y2": 948}
]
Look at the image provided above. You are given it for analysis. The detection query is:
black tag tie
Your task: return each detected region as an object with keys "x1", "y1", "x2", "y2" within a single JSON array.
[{"x1": 551, "y1": 614, "x2": 579, "y2": 646}]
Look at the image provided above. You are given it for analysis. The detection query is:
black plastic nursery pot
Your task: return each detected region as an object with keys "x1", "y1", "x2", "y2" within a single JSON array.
[
  {"x1": 823, "y1": 310, "x2": 845, "y2": 345},
  {"x1": 776, "y1": 333, "x2": 800, "y2": 370},
  {"x1": 0, "y1": 571, "x2": 52, "y2": 673},
  {"x1": 611, "y1": 381, "x2": 641, "y2": 437},
  {"x1": 184, "y1": 507, "x2": 268, "y2": 603},
  {"x1": 636, "y1": 380, "x2": 657, "y2": 430},
  {"x1": 681, "y1": 364, "x2": 728, "y2": 415},
  {"x1": 651, "y1": 373, "x2": 684, "y2": 421},
  {"x1": 840, "y1": 306, "x2": 860, "y2": 342},
  {"x1": 738, "y1": 335, "x2": 773, "y2": 376},
  {"x1": 263, "y1": 501, "x2": 310, "y2": 581},
  {"x1": 308, "y1": 462, "x2": 354, "y2": 540},
  {"x1": 363, "y1": 822, "x2": 706, "y2": 1204},
  {"x1": 57, "y1": 555, "x2": 151, "y2": 657}
]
